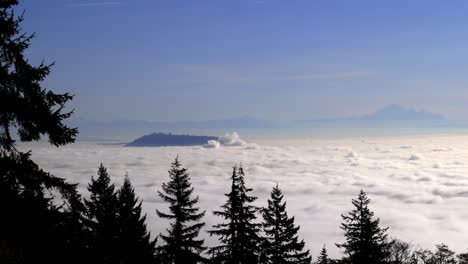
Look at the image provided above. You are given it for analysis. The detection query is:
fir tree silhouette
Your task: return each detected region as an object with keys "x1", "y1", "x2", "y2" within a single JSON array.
[
  {"x1": 336, "y1": 190, "x2": 391, "y2": 264},
  {"x1": 85, "y1": 164, "x2": 119, "y2": 263},
  {"x1": 261, "y1": 184, "x2": 311, "y2": 264},
  {"x1": 157, "y1": 157, "x2": 206, "y2": 264},
  {"x1": 208, "y1": 165, "x2": 262, "y2": 264},
  {"x1": 0, "y1": 1, "x2": 79, "y2": 262},
  {"x1": 117, "y1": 173, "x2": 157, "y2": 264},
  {"x1": 316, "y1": 245, "x2": 330, "y2": 264}
]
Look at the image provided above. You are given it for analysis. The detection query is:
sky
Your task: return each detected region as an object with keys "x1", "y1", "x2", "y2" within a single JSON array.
[{"x1": 18, "y1": 0, "x2": 468, "y2": 122}]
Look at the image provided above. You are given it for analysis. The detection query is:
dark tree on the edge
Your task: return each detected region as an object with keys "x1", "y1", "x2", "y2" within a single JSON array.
[
  {"x1": 0, "y1": 1, "x2": 78, "y2": 263},
  {"x1": 208, "y1": 165, "x2": 262, "y2": 264},
  {"x1": 316, "y1": 246, "x2": 330, "y2": 264},
  {"x1": 85, "y1": 164, "x2": 120, "y2": 263},
  {"x1": 117, "y1": 174, "x2": 157, "y2": 264},
  {"x1": 157, "y1": 157, "x2": 206, "y2": 264},
  {"x1": 261, "y1": 184, "x2": 311, "y2": 264},
  {"x1": 336, "y1": 190, "x2": 391, "y2": 264}
]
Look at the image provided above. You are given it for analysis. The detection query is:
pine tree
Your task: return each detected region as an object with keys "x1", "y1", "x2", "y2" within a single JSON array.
[
  {"x1": 336, "y1": 190, "x2": 391, "y2": 264},
  {"x1": 0, "y1": 1, "x2": 79, "y2": 262},
  {"x1": 59, "y1": 190, "x2": 90, "y2": 264},
  {"x1": 117, "y1": 173, "x2": 156, "y2": 264},
  {"x1": 316, "y1": 245, "x2": 330, "y2": 264},
  {"x1": 156, "y1": 157, "x2": 206, "y2": 264},
  {"x1": 261, "y1": 184, "x2": 311, "y2": 264},
  {"x1": 85, "y1": 163, "x2": 119, "y2": 263},
  {"x1": 208, "y1": 165, "x2": 262, "y2": 264},
  {"x1": 431, "y1": 244, "x2": 456, "y2": 264}
]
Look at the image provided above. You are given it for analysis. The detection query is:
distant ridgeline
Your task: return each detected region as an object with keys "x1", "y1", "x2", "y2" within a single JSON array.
[{"x1": 125, "y1": 132, "x2": 218, "y2": 147}]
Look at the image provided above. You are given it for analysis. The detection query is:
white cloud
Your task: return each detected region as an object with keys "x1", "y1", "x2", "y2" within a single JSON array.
[
  {"x1": 217, "y1": 132, "x2": 247, "y2": 147},
  {"x1": 204, "y1": 140, "x2": 221, "y2": 149},
  {"x1": 20, "y1": 134, "x2": 468, "y2": 258}
]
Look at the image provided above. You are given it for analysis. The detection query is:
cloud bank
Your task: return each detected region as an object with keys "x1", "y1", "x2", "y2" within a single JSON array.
[{"x1": 21, "y1": 134, "x2": 468, "y2": 257}]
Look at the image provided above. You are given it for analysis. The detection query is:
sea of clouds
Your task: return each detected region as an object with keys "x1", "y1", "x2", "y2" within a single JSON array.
[{"x1": 21, "y1": 133, "x2": 468, "y2": 258}]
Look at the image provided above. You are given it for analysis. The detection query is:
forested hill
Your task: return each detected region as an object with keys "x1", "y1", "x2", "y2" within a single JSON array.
[{"x1": 125, "y1": 133, "x2": 218, "y2": 147}]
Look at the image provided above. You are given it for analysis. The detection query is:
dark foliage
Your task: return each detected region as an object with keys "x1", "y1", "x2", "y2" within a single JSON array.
[
  {"x1": 412, "y1": 244, "x2": 457, "y2": 264},
  {"x1": 157, "y1": 157, "x2": 206, "y2": 264},
  {"x1": 261, "y1": 184, "x2": 311, "y2": 264},
  {"x1": 0, "y1": 1, "x2": 79, "y2": 263},
  {"x1": 0, "y1": 0, "x2": 77, "y2": 152},
  {"x1": 316, "y1": 246, "x2": 330, "y2": 264},
  {"x1": 84, "y1": 164, "x2": 120, "y2": 263},
  {"x1": 336, "y1": 190, "x2": 391, "y2": 264},
  {"x1": 117, "y1": 174, "x2": 157, "y2": 264},
  {"x1": 387, "y1": 239, "x2": 414, "y2": 264},
  {"x1": 208, "y1": 165, "x2": 262, "y2": 264}
]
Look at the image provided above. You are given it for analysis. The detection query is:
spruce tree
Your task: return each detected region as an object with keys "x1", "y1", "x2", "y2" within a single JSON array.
[
  {"x1": 156, "y1": 157, "x2": 206, "y2": 264},
  {"x1": 261, "y1": 184, "x2": 311, "y2": 264},
  {"x1": 117, "y1": 173, "x2": 156, "y2": 264},
  {"x1": 336, "y1": 190, "x2": 391, "y2": 264},
  {"x1": 1, "y1": 1, "x2": 79, "y2": 262},
  {"x1": 316, "y1": 245, "x2": 330, "y2": 264},
  {"x1": 431, "y1": 244, "x2": 456, "y2": 264},
  {"x1": 59, "y1": 190, "x2": 90, "y2": 264},
  {"x1": 85, "y1": 164, "x2": 119, "y2": 263},
  {"x1": 208, "y1": 165, "x2": 262, "y2": 264}
]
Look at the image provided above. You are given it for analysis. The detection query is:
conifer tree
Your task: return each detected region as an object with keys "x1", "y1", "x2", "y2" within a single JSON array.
[
  {"x1": 208, "y1": 165, "x2": 262, "y2": 264},
  {"x1": 336, "y1": 190, "x2": 391, "y2": 264},
  {"x1": 156, "y1": 157, "x2": 206, "y2": 264},
  {"x1": 261, "y1": 184, "x2": 311, "y2": 264},
  {"x1": 316, "y1": 246, "x2": 330, "y2": 264},
  {"x1": 431, "y1": 244, "x2": 456, "y2": 264},
  {"x1": 117, "y1": 173, "x2": 156, "y2": 264},
  {"x1": 1, "y1": 1, "x2": 79, "y2": 262},
  {"x1": 85, "y1": 164, "x2": 119, "y2": 263},
  {"x1": 60, "y1": 190, "x2": 90, "y2": 264}
]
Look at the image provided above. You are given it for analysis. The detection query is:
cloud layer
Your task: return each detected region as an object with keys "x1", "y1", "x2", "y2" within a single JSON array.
[{"x1": 21, "y1": 134, "x2": 468, "y2": 257}]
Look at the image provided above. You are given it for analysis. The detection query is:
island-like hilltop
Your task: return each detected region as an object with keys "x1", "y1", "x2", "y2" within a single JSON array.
[{"x1": 125, "y1": 132, "x2": 218, "y2": 147}]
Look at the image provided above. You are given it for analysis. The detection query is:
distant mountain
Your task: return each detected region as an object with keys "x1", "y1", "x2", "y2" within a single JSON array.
[
  {"x1": 361, "y1": 105, "x2": 445, "y2": 121},
  {"x1": 72, "y1": 116, "x2": 273, "y2": 141},
  {"x1": 125, "y1": 133, "x2": 218, "y2": 147},
  {"x1": 295, "y1": 105, "x2": 448, "y2": 128}
]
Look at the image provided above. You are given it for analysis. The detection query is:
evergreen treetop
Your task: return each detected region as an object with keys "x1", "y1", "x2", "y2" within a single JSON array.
[
  {"x1": 85, "y1": 163, "x2": 120, "y2": 263},
  {"x1": 336, "y1": 190, "x2": 391, "y2": 264},
  {"x1": 0, "y1": 0, "x2": 77, "y2": 152},
  {"x1": 208, "y1": 164, "x2": 262, "y2": 264},
  {"x1": 261, "y1": 184, "x2": 311, "y2": 264},
  {"x1": 316, "y1": 245, "x2": 329, "y2": 264},
  {"x1": 156, "y1": 157, "x2": 206, "y2": 264},
  {"x1": 117, "y1": 173, "x2": 156, "y2": 264}
]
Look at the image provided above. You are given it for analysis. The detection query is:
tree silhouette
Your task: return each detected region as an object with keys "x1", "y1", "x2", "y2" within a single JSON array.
[
  {"x1": 0, "y1": 0, "x2": 77, "y2": 152},
  {"x1": 316, "y1": 246, "x2": 330, "y2": 264},
  {"x1": 208, "y1": 165, "x2": 262, "y2": 264},
  {"x1": 157, "y1": 157, "x2": 206, "y2": 264},
  {"x1": 261, "y1": 184, "x2": 311, "y2": 264},
  {"x1": 117, "y1": 174, "x2": 156, "y2": 264},
  {"x1": 85, "y1": 164, "x2": 119, "y2": 263},
  {"x1": 431, "y1": 244, "x2": 456, "y2": 264},
  {"x1": 387, "y1": 239, "x2": 413, "y2": 264},
  {"x1": 0, "y1": 1, "x2": 79, "y2": 262},
  {"x1": 336, "y1": 190, "x2": 391, "y2": 264}
]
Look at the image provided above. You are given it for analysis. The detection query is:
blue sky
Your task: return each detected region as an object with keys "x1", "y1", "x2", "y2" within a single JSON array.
[{"x1": 19, "y1": 0, "x2": 468, "y2": 121}]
